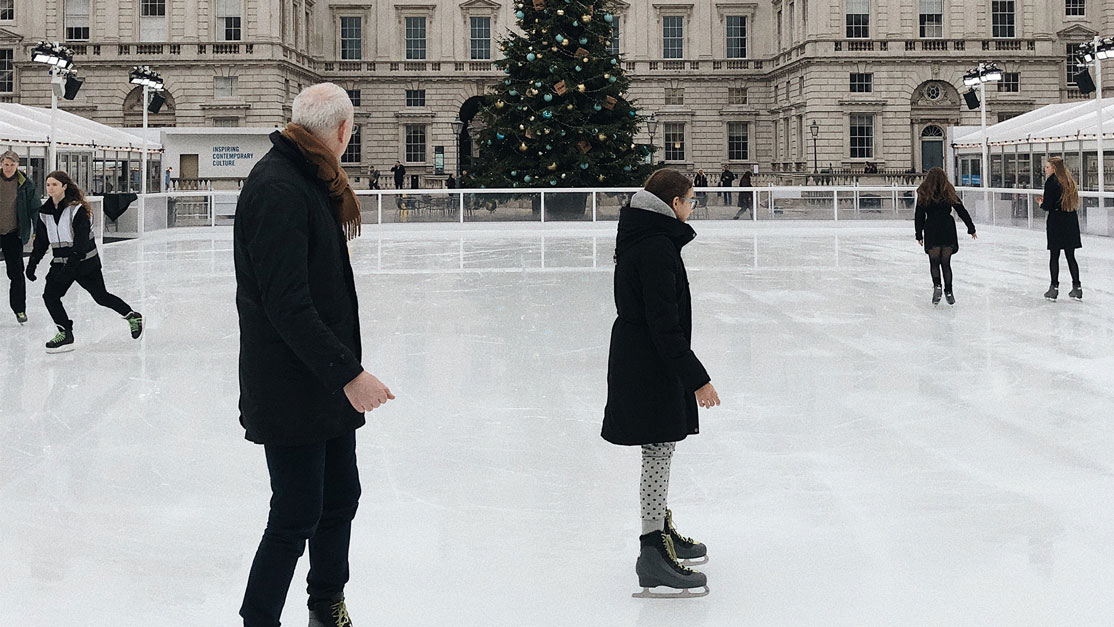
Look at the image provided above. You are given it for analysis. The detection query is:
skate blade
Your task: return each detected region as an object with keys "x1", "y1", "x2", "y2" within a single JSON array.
[
  {"x1": 632, "y1": 585, "x2": 709, "y2": 599},
  {"x1": 46, "y1": 345, "x2": 75, "y2": 354},
  {"x1": 680, "y1": 556, "x2": 708, "y2": 566}
]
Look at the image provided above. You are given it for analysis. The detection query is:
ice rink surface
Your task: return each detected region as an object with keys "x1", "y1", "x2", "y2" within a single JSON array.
[{"x1": 2, "y1": 221, "x2": 1113, "y2": 627}]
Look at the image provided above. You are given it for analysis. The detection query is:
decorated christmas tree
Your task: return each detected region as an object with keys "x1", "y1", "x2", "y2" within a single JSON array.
[{"x1": 469, "y1": 0, "x2": 654, "y2": 191}]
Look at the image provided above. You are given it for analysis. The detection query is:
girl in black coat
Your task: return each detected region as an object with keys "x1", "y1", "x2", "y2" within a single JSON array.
[
  {"x1": 914, "y1": 168, "x2": 977, "y2": 305},
  {"x1": 604, "y1": 169, "x2": 720, "y2": 595},
  {"x1": 1037, "y1": 157, "x2": 1082, "y2": 300},
  {"x1": 25, "y1": 170, "x2": 142, "y2": 352}
]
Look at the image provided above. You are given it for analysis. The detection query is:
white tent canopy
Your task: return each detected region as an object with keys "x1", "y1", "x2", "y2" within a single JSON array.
[
  {"x1": 953, "y1": 97, "x2": 1114, "y2": 148},
  {"x1": 0, "y1": 103, "x2": 161, "y2": 153}
]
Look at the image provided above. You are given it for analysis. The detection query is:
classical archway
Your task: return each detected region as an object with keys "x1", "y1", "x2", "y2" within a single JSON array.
[
  {"x1": 122, "y1": 86, "x2": 177, "y2": 128},
  {"x1": 920, "y1": 125, "x2": 945, "y2": 172},
  {"x1": 456, "y1": 95, "x2": 487, "y2": 176}
]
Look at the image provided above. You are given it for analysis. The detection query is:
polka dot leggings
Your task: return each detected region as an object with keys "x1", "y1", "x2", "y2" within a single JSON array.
[{"x1": 640, "y1": 442, "x2": 675, "y2": 535}]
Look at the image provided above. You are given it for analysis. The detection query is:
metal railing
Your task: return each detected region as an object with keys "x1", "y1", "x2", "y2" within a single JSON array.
[{"x1": 86, "y1": 186, "x2": 1114, "y2": 242}]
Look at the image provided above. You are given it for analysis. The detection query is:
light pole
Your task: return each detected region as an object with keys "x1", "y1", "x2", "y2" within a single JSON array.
[
  {"x1": 1080, "y1": 36, "x2": 1112, "y2": 195},
  {"x1": 646, "y1": 114, "x2": 658, "y2": 165},
  {"x1": 129, "y1": 66, "x2": 164, "y2": 235},
  {"x1": 964, "y1": 63, "x2": 1003, "y2": 213},
  {"x1": 30, "y1": 42, "x2": 74, "y2": 172},
  {"x1": 450, "y1": 118, "x2": 464, "y2": 178},
  {"x1": 809, "y1": 120, "x2": 819, "y2": 175}
]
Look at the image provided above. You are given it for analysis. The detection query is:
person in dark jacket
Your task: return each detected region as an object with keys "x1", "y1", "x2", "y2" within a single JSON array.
[
  {"x1": 718, "y1": 165, "x2": 736, "y2": 205},
  {"x1": 604, "y1": 168, "x2": 720, "y2": 596},
  {"x1": 391, "y1": 160, "x2": 406, "y2": 189},
  {"x1": 1, "y1": 150, "x2": 39, "y2": 325},
  {"x1": 914, "y1": 167, "x2": 976, "y2": 306},
  {"x1": 235, "y1": 83, "x2": 394, "y2": 627},
  {"x1": 25, "y1": 170, "x2": 142, "y2": 352},
  {"x1": 1036, "y1": 157, "x2": 1083, "y2": 300},
  {"x1": 733, "y1": 171, "x2": 754, "y2": 220},
  {"x1": 692, "y1": 169, "x2": 709, "y2": 207}
]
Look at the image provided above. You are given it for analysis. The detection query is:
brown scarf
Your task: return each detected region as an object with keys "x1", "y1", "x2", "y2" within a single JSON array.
[{"x1": 280, "y1": 123, "x2": 362, "y2": 240}]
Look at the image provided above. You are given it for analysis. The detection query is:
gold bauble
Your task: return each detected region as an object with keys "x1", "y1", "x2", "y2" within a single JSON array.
[
  {"x1": 543, "y1": 128, "x2": 551, "y2": 134},
  {"x1": 537, "y1": 53, "x2": 544, "y2": 59},
  {"x1": 519, "y1": 124, "x2": 526, "y2": 130},
  {"x1": 603, "y1": 73, "x2": 611, "y2": 79},
  {"x1": 582, "y1": 57, "x2": 589, "y2": 63},
  {"x1": 577, "y1": 84, "x2": 586, "y2": 92},
  {"x1": 551, "y1": 47, "x2": 558, "y2": 52},
  {"x1": 561, "y1": 173, "x2": 567, "y2": 179},
  {"x1": 566, "y1": 104, "x2": 575, "y2": 110},
  {"x1": 598, "y1": 174, "x2": 606, "y2": 182},
  {"x1": 598, "y1": 133, "x2": 607, "y2": 141},
  {"x1": 519, "y1": 142, "x2": 529, "y2": 151},
  {"x1": 495, "y1": 100, "x2": 506, "y2": 109},
  {"x1": 561, "y1": 39, "x2": 569, "y2": 46},
  {"x1": 547, "y1": 162, "x2": 558, "y2": 171},
  {"x1": 557, "y1": 9, "x2": 565, "y2": 15},
  {"x1": 541, "y1": 28, "x2": 548, "y2": 33},
  {"x1": 582, "y1": 14, "x2": 592, "y2": 22}
]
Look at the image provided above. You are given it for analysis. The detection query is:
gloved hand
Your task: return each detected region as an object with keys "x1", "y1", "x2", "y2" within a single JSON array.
[{"x1": 25, "y1": 264, "x2": 36, "y2": 282}]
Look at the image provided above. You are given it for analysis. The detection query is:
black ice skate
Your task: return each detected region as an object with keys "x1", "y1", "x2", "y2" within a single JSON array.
[
  {"x1": 15, "y1": 311, "x2": 27, "y2": 325},
  {"x1": 632, "y1": 531, "x2": 709, "y2": 598},
  {"x1": 665, "y1": 509, "x2": 708, "y2": 564},
  {"x1": 45, "y1": 325, "x2": 74, "y2": 353},
  {"x1": 308, "y1": 597, "x2": 352, "y2": 627},
  {"x1": 1069, "y1": 283, "x2": 1083, "y2": 300},
  {"x1": 1044, "y1": 284, "x2": 1059, "y2": 301},
  {"x1": 125, "y1": 311, "x2": 144, "y2": 339},
  {"x1": 944, "y1": 290, "x2": 955, "y2": 305},
  {"x1": 932, "y1": 285, "x2": 943, "y2": 306}
]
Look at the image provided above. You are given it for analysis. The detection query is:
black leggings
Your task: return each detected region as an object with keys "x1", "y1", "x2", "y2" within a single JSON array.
[
  {"x1": 43, "y1": 260, "x2": 132, "y2": 330},
  {"x1": 927, "y1": 247, "x2": 954, "y2": 291},
  {"x1": 1049, "y1": 249, "x2": 1080, "y2": 286}
]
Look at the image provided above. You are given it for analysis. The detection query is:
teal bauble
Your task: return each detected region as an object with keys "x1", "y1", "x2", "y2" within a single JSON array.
[
  {"x1": 534, "y1": 81, "x2": 542, "y2": 88},
  {"x1": 550, "y1": 179, "x2": 557, "y2": 186},
  {"x1": 624, "y1": 165, "x2": 632, "y2": 171},
  {"x1": 593, "y1": 104, "x2": 602, "y2": 111},
  {"x1": 496, "y1": 132, "x2": 505, "y2": 140},
  {"x1": 609, "y1": 76, "x2": 617, "y2": 83},
  {"x1": 610, "y1": 58, "x2": 618, "y2": 65},
  {"x1": 543, "y1": 110, "x2": 553, "y2": 118},
  {"x1": 580, "y1": 162, "x2": 589, "y2": 169},
  {"x1": 511, "y1": 170, "x2": 518, "y2": 177},
  {"x1": 579, "y1": 37, "x2": 588, "y2": 45},
  {"x1": 509, "y1": 89, "x2": 517, "y2": 96},
  {"x1": 504, "y1": 78, "x2": 511, "y2": 85},
  {"x1": 527, "y1": 52, "x2": 536, "y2": 61},
  {"x1": 524, "y1": 175, "x2": 533, "y2": 183},
  {"x1": 604, "y1": 13, "x2": 614, "y2": 23},
  {"x1": 575, "y1": 65, "x2": 582, "y2": 72},
  {"x1": 543, "y1": 94, "x2": 553, "y2": 102},
  {"x1": 546, "y1": 144, "x2": 553, "y2": 150},
  {"x1": 556, "y1": 35, "x2": 564, "y2": 43},
  {"x1": 628, "y1": 110, "x2": 636, "y2": 117},
  {"x1": 516, "y1": 10, "x2": 524, "y2": 18}
]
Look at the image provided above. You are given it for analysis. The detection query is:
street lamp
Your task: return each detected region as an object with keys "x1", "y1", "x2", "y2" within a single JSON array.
[
  {"x1": 809, "y1": 120, "x2": 819, "y2": 174},
  {"x1": 646, "y1": 114, "x2": 658, "y2": 164},
  {"x1": 963, "y1": 63, "x2": 1002, "y2": 198},
  {"x1": 30, "y1": 41, "x2": 75, "y2": 172},
  {"x1": 450, "y1": 118, "x2": 464, "y2": 177},
  {"x1": 1077, "y1": 36, "x2": 1113, "y2": 194},
  {"x1": 130, "y1": 66, "x2": 164, "y2": 235}
]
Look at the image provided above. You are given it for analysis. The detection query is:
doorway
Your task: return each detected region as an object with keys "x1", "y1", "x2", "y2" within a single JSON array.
[{"x1": 921, "y1": 126, "x2": 944, "y2": 172}]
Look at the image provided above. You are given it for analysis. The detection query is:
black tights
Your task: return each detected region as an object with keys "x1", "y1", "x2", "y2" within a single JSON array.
[
  {"x1": 1049, "y1": 249, "x2": 1080, "y2": 287},
  {"x1": 927, "y1": 247, "x2": 954, "y2": 291}
]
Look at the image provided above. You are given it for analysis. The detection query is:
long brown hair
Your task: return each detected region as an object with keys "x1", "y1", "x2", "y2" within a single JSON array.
[
  {"x1": 1048, "y1": 157, "x2": 1080, "y2": 212},
  {"x1": 643, "y1": 168, "x2": 693, "y2": 208},
  {"x1": 46, "y1": 170, "x2": 93, "y2": 218},
  {"x1": 916, "y1": 167, "x2": 961, "y2": 207}
]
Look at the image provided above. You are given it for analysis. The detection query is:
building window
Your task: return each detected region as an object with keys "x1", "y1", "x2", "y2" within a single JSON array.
[
  {"x1": 214, "y1": 76, "x2": 238, "y2": 99},
  {"x1": 65, "y1": 0, "x2": 91, "y2": 41},
  {"x1": 0, "y1": 49, "x2": 12, "y2": 93},
  {"x1": 1067, "y1": 44, "x2": 1086, "y2": 86},
  {"x1": 341, "y1": 125, "x2": 362, "y2": 163},
  {"x1": 217, "y1": 0, "x2": 241, "y2": 41},
  {"x1": 0, "y1": 0, "x2": 12, "y2": 21},
  {"x1": 663, "y1": 16, "x2": 684, "y2": 59},
  {"x1": 846, "y1": 0, "x2": 870, "y2": 39},
  {"x1": 213, "y1": 117, "x2": 240, "y2": 128},
  {"x1": 140, "y1": 0, "x2": 167, "y2": 41},
  {"x1": 997, "y1": 72, "x2": 1020, "y2": 92},
  {"x1": 729, "y1": 87, "x2": 748, "y2": 105},
  {"x1": 406, "y1": 16, "x2": 427, "y2": 60},
  {"x1": 606, "y1": 17, "x2": 620, "y2": 56},
  {"x1": 919, "y1": 0, "x2": 942, "y2": 38},
  {"x1": 664, "y1": 122, "x2": 685, "y2": 161},
  {"x1": 850, "y1": 73, "x2": 873, "y2": 92},
  {"x1": 470, "y1": 16, "x2": 491, "y2": 60},
  {"x1": 850, "y1": 114, "x2": 874, "y2": 159},
  {"x1": 346, "y1": 89, "x2": 361, "y2": 106},
  {"x1": 405, "y1": 89, "x2": 426, "y2": 107},
  {"x1": 340, "y1": 16, "x2": 362, "y2": 60},
  {"x1": 992, "y1": 1, "x2": 1015, "y2": 38},
  {"x1": 664, "y1": 87, "x2": 684, "y2": 106},
  {"x1": 727, "y1": 122, "x2": 749, "y2": 161},
  {"x1": 1065, "y1": 0, "x2": 1085, "y2": 16},
  {"x1": 774, "y1": 83, "x2": 779, "y2": 101},
  {"x1": 726, "y1": 16, "x2": 747, "y2": 58},
  {"x1": 405, "y1": 124, "x2": 427, "y2": 163}
]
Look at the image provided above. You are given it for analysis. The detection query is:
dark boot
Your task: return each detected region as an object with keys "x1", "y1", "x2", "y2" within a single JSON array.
[
  {"x1": 308, "y1": 597, "x2": 352, "y2": 627},
  {"x1": 1069, "y1": 283, "x2": 1082, "y2": 300},
  {"x1": 125, "y1": 311, "x2": 144, "y2": 339},
  {"x1": 665, "y1": 509, "x2": 707, "y2": 560},
  {"x1": 45, "y1": 325, "x2": 74, "y2": 353},
  {"x1": 635, "y1": 530, "x2": 707, "y2": 590},
  {"x1": 1044, "y1": 284, "x2": 1058, "y2": 301},
  {"x1": 932, "y1": 285, "x2": 943, "y2": 305}
]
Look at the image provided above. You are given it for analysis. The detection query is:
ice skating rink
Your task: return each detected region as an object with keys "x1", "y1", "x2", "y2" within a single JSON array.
[{"x1": 3, "y1": 222, "x2": 1114, "y2": 627}]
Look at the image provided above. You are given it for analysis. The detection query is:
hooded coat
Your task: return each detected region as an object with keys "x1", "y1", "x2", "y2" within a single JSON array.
[{"x1": 602, "y1": 190, "x2": 710, "y2": 446}]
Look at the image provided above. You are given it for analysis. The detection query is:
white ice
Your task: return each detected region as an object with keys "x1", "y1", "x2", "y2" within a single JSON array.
[{"x1": 2, "y1": 222, "x2": 1114, "y2": 627}]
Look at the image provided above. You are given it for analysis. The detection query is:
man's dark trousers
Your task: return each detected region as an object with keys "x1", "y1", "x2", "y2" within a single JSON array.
[
  {"x1": 1, "y1": 231, "x2": 25, "y2": 314},
  {"x1": 240, "y1": 430, "x2": 361, "y2": 626}
]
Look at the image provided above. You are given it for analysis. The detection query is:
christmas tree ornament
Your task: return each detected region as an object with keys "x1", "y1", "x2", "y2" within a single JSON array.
[
  {"x1": 579, "y1": 162, "x2": 589, "y2": 169},
  {"x1": 555, "y1": 35, "x2": 564, "y2": 43},
  {"x1": 593, "y1": 104, "x2": 602, "y2": 111},
  {"x1": 598, "y1": 174, "x2": 606, "y2": 182},
  {"x1": 561, "y1": 173, "x2": 567, "y2": 179},
  {"x1": 557, "y1": 8, "x2": 565, "y2": 15},
  {"x1": 511, "y1": 170, "x2": 518, "y2": 177},
  {"x1": 566, "y1": 104, "x2": 575, "y2": 110},
  {"x1": 516, "y1": 10, "x2": 525, "y2": 19},
  {"x1": 536, "y1": 52, "x2": 544, "y2": 59},
  {"x1": 579, "y1": 37, "x2": 588, "y2": 45},
  {"x1": 577, "y1": 83, "x2": 586, "y2": 92},
  {"x1": 519, "y1": 124, "x2": 526, "y2": 130},
  {"x1": 604, "y1": 13, "x2": 614, "y2": 23},
  {"x1": 611, "y1": 58, "x2": 618, "y2": 65},
  {"x1": 534, "y1": 81, "x2": 542, "y2": 87},
  {"x1": 527, "y1": 52, "x2": 536, "y2": 61},
  {"x1": 604, "y1": 96, "x2": 617, "y2": 110},
  {"x1": 603, "y1": 73, "x2": 611, "y2": 80},
  {"x1": 504, "y1": 78, "x2": 512, "y2": 85},
  {"x1": 508, "y1": 89, "x2": 518, "y2": 96},
  {"x1": 496, "y1": 132, "x2": 505, "y2": 140},
  {"x1": 525, "y1": 128, "x2": 535, "y2": 138},
  {"x1": 519, "y1": 142, "x2": 529, "y2": 151},
  {"x1": 550, "y1": 179, "x2": 558, "y2": 185},
  {"x1": 554, "y1": 80, "x2": 567, "y2": 95},
  {"x1": 543, "y1": 128, "x2": 551, "y2": 134},
  {"x1": 532, "y1": 0, "x2": 545, "y2": 9},
  {"x1": 609, "y1": 76, "x2": 617, "y2": 83},
  {"x1": 624, "y1": 165, "x2": 632, "y2": 171},
  {"x1": 524, "y1": 175, "x2": 533, "y2": 182},
  {"x1": 582, "y1": 14, "x2": 591, "y2": 22},
  {"x1": 578, "y1": 140, "x2": 591, "y2": 153},
  {"x1": 495, "y1": 100, "x2": 506, "y2": 109},
  {"x1": 543, "y1": 93, "x2": 553, "y2": 102},
  {"x1": 628, "y1": 110, "x2": 636, "y2": 117},
  {"x1": 597, "y1": 132, "x2": 607, "y2": 141},
  {"x1": 575, "y1": 65, "x2": 582, "y2": 72},
  {"x1": 561, "y1": 40, "x2": 569, "y2": 47},
  {"x1": 542, "y1": 110, "x2": 553, "y2": 118},
  {"x1": 574, "y1": 47, "x2": 589, "y2": 58},
  {"x1": 545, "y1": 144, "x2": 553, "y2": 150},
  {"x1": 547, "y1": 162, "x2": 557, "y2": 171}
]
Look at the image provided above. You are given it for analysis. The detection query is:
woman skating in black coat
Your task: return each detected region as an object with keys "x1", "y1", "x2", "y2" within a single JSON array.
[
  {"x1": 914, "y1": 168, "x2": 977, "y2": 306},
  {"x1": 604, "y1": 168, "x2": 720, "y2": 596},
  {"x1": 1036, "y1": 157, "x2": 1082, "y2": 300}
]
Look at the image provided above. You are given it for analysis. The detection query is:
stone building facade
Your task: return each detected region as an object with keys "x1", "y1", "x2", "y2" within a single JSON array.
[{"x1": 0, "y1": 0, "x2": 1110, "y2": 186}]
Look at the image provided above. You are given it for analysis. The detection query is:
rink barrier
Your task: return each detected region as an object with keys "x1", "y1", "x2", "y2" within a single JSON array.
[{"x1": 86, "y1": 186, "x2": 1114, "y2": 242}]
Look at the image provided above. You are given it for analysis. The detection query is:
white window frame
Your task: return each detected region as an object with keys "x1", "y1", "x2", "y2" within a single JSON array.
[
  {"x1": 214, "y1": 76, "x2": 238, "y2": 99},
  {"x1": 0, "y1": 0, "x2": 13, "y2": 22},
  {"x1": 405, "y1": 16, "x2": 427, "y2": 60},
  {"x1": 991, "y1": 0, "x2": 1016, "y2": 39},
  {"x1": 470, "y1": 16, "x2": 491, "y2": 60},
  {"x1": 846, "y1": 0, "x2": 870, "y2": 39},
  {"x1": 662, "y1": 15, "x2": 684, "y2": 59},
  {"x1": 341, "y1": 124, "x2": 362, "y2": 164},
  {"x1": 849, "y1": 113, "x2": 875, "y2": 159},
  {"x1": 65, "y1": 0, "x2": 92, "y2": 41},
  {"x1": 216, "y1": 0, "x2": 242, "y2": 42},
  {"x1": 340, "y1": 16, "x2": 362, "y2": 60},
  {"x1": 919, "y1": 0, "x2": 943, "y2": 38},
  {"x1": 726, "y1": 15, "x2": 747, "y2": 59},
  {"x1": 664, "y1": 122, "x2": 686, "y2": 162},
  {"x1": 405, "y1": 124, "x2": 428, "y2": 164},
  {"x1": 0, "y1": 48, "x2": 13, "y2": 93},
  {"x1": 140, "y1": 0, "x2": 167, "y2": 42},
  {"x1": 727, "y1": 121, "x2": 749, "y2": 161}
]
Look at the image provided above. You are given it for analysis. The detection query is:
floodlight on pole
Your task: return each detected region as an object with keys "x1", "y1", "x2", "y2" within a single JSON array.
[
  {"x1": 964, "y1": 62, "x2": 1002, "y2": 211},
  {"x1": 1076, "y1": 37, "x2": 1110, "y2": 195},
  {"x1": 129, "y1": 66, "x2": 164, "y2": 236},
  {"x1": 30, "y1": 42, "x2": 75, "y2": 172}
]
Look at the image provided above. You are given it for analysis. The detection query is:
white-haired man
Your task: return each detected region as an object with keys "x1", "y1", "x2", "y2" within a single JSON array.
[
  {"x1": 235, "y1": 82, "x2": 393, "y2": 627},
  {"x1": 1, "y1": 150, "x2": 38, "y2": 325}
]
